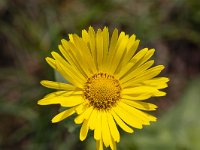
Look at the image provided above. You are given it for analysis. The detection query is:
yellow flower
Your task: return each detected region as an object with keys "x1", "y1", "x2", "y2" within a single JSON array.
[{"x1": 38, "y1": 27, "x2": 169, "y2": 150}]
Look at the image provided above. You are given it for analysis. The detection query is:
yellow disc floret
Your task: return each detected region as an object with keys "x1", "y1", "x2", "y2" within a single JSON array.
[{"x1": 84, "y1": 73, "x2": 121, "y2": 110}]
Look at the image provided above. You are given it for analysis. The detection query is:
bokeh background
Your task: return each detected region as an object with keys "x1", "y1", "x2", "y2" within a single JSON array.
[{"x1": 0, "y1": 0, "x2": 200, "y2": 150}]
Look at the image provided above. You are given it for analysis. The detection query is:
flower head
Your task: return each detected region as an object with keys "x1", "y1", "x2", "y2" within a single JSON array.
[{"x1": 38, "y1": 27, "x2": 169, "y2": 150}]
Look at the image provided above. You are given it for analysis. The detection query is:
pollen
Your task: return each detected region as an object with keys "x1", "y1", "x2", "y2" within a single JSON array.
[{"x1": 84, "y1": 73, "x2": 121, "y2": 110}]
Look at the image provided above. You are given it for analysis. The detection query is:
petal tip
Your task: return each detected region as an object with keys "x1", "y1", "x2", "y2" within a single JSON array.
[
  {"x1": 51, "y1": 118, "x2": 59, "y2": 123},
  {"x1": 40, "y1": 80, "x2": 46, "y2": 86},
  {"x1": 37, "y1": 100, "x2": 44, "y2": 105}
]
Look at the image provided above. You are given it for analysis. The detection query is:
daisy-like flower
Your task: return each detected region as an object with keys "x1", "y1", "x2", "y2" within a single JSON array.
[{"x1": 38, "y1": 27, "x2": 169, "y2": 150}]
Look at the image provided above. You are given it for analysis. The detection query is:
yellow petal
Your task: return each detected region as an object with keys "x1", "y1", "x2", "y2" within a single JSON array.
[
  {"x1": 96, "y1": 29, "x2": 104, "y2": 71},
  {"x1": 143, "y1": 77, "x2": 169, "y2": 89},
  {"x1": 62, "y1": 39, "x2": 92, "y2": 77},
  {"x1": 56, "y1": 45, "x2": 87, "y2": 81},
  {"x1": 110, "y1": 137, "x2": 117, "y2": 150},
  {"x1": 38, "y1": 95, "x2": 84, "y2": 107},
  {"x1": 101, "y1": 111, "x2": 112, "y2": 147},
  {"x1": 126, "y1": 34, "x2": 136, "y2": 51},
  {"x1": 126, "y1": 65, "x2": 165, "y2": 85},
  {"x1": 45, "y1": 57, "x2": 56, "y2": 70},
  {"x1": 146, "y1": 77, "x2": 169, "y2": 83},
  {"x1": 88, "y1": 109, "x2": 98, "y2": 130},
  {"x1": 107, "y1": 31, "x2": 126, "y2": 73},
  {"x1": 96, "y1": 140, "x2": 103, "y2": 150},
  {"x1": 51, "y1": 51, "x2": 86, "y2": 87},
  {"x1": 94, "y1": 111, "x2": 102, "y2": 140},
  {"x1": 113, "y1": 105, "x2": 143, "y2": 129},
  {"x1": 68, "y1": 34, "x2": 74, "y2": 43},
  {"x1": 47, "y1": 58, "x2": 83, "y2": 88},
  {"x1": 88, "y1": 26, "x2": 96, "y2": 64},
  {"x1": 74, "y1": 106, "x2": 93, "y2": 124},
  {"x1": 74, "y1": 112, "x2": 85, "y2": 124},
  {"x1": 149, "y1": 83, "x2": 168, "y2": 89},
  {"x1": 130, "y1": 48, "x2": 148, "y2": 63},
  {"x1": 107, "y1": 112, "x2": 120, "y2": 142},
  {"x1": 82, "y1": 29, "x2": 89, "y2": 43},
  {"x1": 111, "y1": 110, "x2": 134, "y2": 133},
  {"x1": 84, "y1": 107, "x2": 93, "y2": 120},
  {"x1": 117, "y1": 48, "x2": 149, "y2": 78},
  {"x1": 59, "y1": 40, "x2": 88, "y2": 78},
  {"x1": 75, "y1": 102, "x2": 87, "y2": 114},
  {"x1": 119, "y1": 101, "x2": 157, "y2": 124},
  {"x1": 122, "y1": 99, "x2": 157, "y2": 111},
  {"x1": 120, "y1": 39, "x2": 140, "y2": 68},
  {"x1": 101, "y1": 27, "x2": 109, "y2": 72},
  {"x1": 51, "y1": 107, "x2": 75, "y2": 123},
  {"x1": 120, "y1": 60, "x2": 154, "y2": 85},
  {"x1": 104, "y1": 28, "x2": 118, "y2": 72},
  {"x1": 122, "y1": 86, "x2": 158, "y2": 95},
  {"x1": 153, "y1": 91, "x2": 166, "y2": 97},
  {"x1": 72, "y1": 34, "x2": 97, "y2": 73},
  {"x1": 137, "y1": 49, "x2": 155, "y2": 65},
  {"x1": 44, "y1": 91, "x2": 67, "y2": 99},
  {"x1": 115, "y1": 62, "x2": 133, "y2": 79},
  {"x1": 129, "y1": 49, "x2": 155, "y2": 71},
  {"x1": 80, "y1": 119, "x2": 89, "y2": 141},
  {"x1": 124, "y1": 49, "x2": 154, "y2": 81},
  {"x1": 122, "y1": 94, "x2": 152, "y2": 101},
  {"x1": 108, "y1": 28, "x2": 118, "y2": 57},
  {"x1": 109, "y1": 34, "x2": 129, "y2": 74},
  {"x1": 40, "y1": 80, "x2": 76, "y2": 90}
]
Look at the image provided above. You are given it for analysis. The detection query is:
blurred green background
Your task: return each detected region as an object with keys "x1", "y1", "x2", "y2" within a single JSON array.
[{"x1": 0, "y1": 0, "x2": 200, "y2": 149}]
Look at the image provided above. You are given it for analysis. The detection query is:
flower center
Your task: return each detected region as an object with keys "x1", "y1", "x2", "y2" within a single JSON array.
[{"x1": 84, "y1": 73, "x2": 121, "y2": 110}]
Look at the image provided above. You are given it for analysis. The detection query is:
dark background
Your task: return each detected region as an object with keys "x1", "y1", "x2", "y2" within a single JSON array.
[{"x1": 0, "y1": 0, "x2": 200, "y2": 150}]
